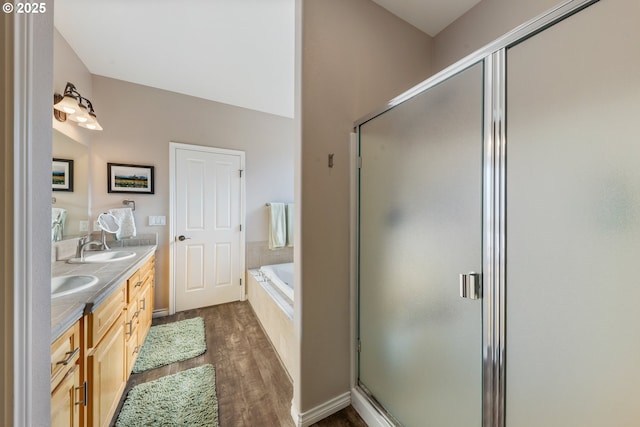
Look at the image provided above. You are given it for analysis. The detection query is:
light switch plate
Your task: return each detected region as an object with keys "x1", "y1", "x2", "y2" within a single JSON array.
[{"x1": 148, "y1": 215, "x2": 166, "y2": 226}]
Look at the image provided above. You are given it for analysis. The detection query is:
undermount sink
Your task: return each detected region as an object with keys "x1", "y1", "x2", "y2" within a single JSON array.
[
  {"x1": 52, "y1": 275, "x2": 99, "y2": 298},
  {"x1": 67, "y1": 250, "x2": 136, "y2": 264}
]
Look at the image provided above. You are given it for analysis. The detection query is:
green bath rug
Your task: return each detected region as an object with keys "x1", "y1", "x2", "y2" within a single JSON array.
[
  {"x1": 115, "y1": 364, "x2": 218, "y2": 427},
  {"x1": 133, "y1": 317, "x2": 206, "y2": 373}
]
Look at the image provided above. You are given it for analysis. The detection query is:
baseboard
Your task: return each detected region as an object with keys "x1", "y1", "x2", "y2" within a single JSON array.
[
  {"x1": 152, "y1": 308, "x2": 169, "y2": 318},
  {"x1": 351, "y1": 387, "x2": 394, "y2": 427},
  {"x1": 291, "y1": 392, "x2": 351, "y2": 427}
]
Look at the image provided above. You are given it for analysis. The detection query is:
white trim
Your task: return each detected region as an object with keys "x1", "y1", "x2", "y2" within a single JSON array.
[
  {"x1": 291, "y1": 392, "x2": 351, "y2": 427},
  {"x1": 290, "y1": 401, "x2": 298, "y2": 426},
  {"x1": 169, "y1": 142, "x2": 177, "y2": 315},
  {"x1": 11, "y1": 9, "x2": 52, "y2": 425},
  {"x1": 291, "y1": 0, "x2": 302, "y2": 418},
  {"x1": 349, "y1": 132, "x2": 358, "y2": 392},
  {"x1": 152, "y1": 308, "x2": 170, "y2": 318},
  {"x1": 12, "y1": 13, "x2": 32, "y2": 427},
  {"x1": 168, "y1": 142, "x2": 246, "y2": 315},
  {"x1": 351, "y1": 388, "x2": 394, "y2": 427}
]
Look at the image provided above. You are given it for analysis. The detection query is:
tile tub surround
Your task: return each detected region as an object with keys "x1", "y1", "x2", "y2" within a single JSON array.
[
  {"x1": 247, "y1": 269, "x2": 295, "y2": 378},
  {"x1": 246, "y1": 241, "x2": 293, "y2": 269},
  {"x1": 51, "y1": 245, "x2": 156, "y2": 342}
]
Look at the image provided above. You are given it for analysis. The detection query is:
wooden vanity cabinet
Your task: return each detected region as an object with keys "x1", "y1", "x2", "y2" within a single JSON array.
[
  {"x1": 51, "y1": 321, "x2": 83, "y2": 427},
  {"x1": 125, "y1": 255, "x2": 155, "y2": 375},
  {"x1": 52, "y1": 253, "x2": 155, "y2": 427},
  {"x1": 86, "y1": 283, "x2": 127, "y2": 427}
]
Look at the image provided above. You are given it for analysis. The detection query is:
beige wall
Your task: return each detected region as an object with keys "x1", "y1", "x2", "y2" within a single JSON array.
[
  {"x1": 297, "y1": 0, "x2": 432, "y2": 412},
  {"x1": 432, "y1": 0, "x2": 564, "y2": 72},
  {"x1": 90, "y1": 76, "x2": 294, "y2": 311}
]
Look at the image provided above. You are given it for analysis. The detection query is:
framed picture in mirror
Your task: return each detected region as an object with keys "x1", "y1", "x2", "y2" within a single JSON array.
[{"x1": 52, "y1": 158, "x2": 74, "y2": 192}]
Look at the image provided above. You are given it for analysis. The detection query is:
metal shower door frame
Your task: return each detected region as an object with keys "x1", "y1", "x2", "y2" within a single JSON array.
[{"x1": 352, "y1": 1, "x2": 600, "y2": 426}]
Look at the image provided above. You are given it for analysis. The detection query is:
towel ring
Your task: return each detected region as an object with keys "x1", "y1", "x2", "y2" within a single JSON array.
[{"x1": 123, "y1": 199, "x2": 136, "y2": 211}]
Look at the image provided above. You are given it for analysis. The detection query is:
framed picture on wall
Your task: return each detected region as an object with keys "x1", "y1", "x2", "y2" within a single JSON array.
[
  {"x1": 52, "y1": 158, "x2": 74, "y2": 192},
  {"x1": 107, "y1": 162, "x2": 155, "y2": 194}
]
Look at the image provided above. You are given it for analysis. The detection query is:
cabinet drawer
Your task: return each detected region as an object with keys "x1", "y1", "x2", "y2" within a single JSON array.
[
  {"x1": 51, "y1": 321, "x2": 81, "y2": 392},
  {"x1": 127, "y1": 270, "x2": 144, "y2": 302},
  {"x1": 140, "y1": 255, "x2": 155, "y2": 277},
  {"x1": 125, "y1": 298, "x2": 140, "y2": 339},
  {"x1": 127, "y1": 256, "x2": 155, "y2": 302},
  {"x1": 88, "y1": 282, "x2": 126, "y2": 348},
  {"x1": 51, "y1": 364, "x2": 81, "y2": 427}
]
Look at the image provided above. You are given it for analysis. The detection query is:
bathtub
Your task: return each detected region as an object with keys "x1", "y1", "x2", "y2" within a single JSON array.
[
  {"x1": 247, "y1": 262, "x2": 295, "y2": 377},
  {"x1": 259, "y1": 262, "x2": 294, "y2": 301}
]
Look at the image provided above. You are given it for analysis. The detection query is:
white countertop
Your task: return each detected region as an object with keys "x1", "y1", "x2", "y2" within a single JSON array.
[{"x1": 51, "y1": 245, "x2": 156, "y2": 342}]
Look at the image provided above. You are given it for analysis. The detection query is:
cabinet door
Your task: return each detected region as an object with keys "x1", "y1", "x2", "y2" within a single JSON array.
[
  {"x1": 126, "y1": 326, "x2": 139, "y2": 376},
  {"x1": 138, "y1": 282, "x2": 153, "y2": 340},
  {"x1": 88, "y1": 313, "x2": 126, "y2": 427},
  {"x1": 51, "y1": 364, "x2": 80, "y2": 427}
]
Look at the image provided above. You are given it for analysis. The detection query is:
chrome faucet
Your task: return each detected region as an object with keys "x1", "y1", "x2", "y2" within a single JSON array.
[
  {"x1": 75, "y1": 232, "x2": 110, "y2": 261},
  {"x1": 78, "y1": 240, "x2": 103, "y2": 261},
  {"x1": 75, "y1": 236, "x2": 88, "y2": 258}
]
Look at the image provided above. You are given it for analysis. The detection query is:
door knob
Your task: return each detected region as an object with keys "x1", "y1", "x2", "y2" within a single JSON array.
[{"x1": 177, "y1": 235, "x2": 191, "y2": 241}]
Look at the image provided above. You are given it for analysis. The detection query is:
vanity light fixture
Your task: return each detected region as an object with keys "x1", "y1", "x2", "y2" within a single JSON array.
[{"x1": 53, "y1": 82, "x2": 103, "y2": 131}]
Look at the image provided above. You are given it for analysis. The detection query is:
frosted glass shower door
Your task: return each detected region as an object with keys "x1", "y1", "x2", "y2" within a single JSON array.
[
  {"x1": 358, "y1": 62, "x2": 483, "y2": 426},
  {"x1": 506, "y1": 0, "x2": 640, "y2": 425}
]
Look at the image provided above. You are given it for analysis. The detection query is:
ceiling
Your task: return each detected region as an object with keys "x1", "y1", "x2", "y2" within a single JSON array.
[
  {"x1": 54, "y1": 0, "x2": 479, "y2": 119},
  {"x1": 371, "y1": 0, "x2": 482, "y2": 37}
]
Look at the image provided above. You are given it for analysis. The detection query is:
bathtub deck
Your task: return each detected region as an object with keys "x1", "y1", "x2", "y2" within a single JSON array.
[
  {"x1": 250, "y1": 268, "x2": 293, "y2": 319},
  {"x1": 247, "y1": 269, "x2": 295, "y2": 378}
]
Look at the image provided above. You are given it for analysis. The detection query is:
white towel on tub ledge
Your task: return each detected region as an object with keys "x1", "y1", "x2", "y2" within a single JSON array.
[
  {"x1": 268, "y1": 203, "x2": 287, "y2": 249},
  {"x1": 108, "y1": 207, "x2": 137, "y2": 240}
]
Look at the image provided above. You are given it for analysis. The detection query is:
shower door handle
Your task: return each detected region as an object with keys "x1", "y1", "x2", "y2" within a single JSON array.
[{"x1": 460, "y1": 272, "x2": 482, "y2": 299}]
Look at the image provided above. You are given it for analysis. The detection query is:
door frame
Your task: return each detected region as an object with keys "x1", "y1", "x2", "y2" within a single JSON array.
[{"x1": 169, "y1": 142, "x2": 246, "y2": 315}]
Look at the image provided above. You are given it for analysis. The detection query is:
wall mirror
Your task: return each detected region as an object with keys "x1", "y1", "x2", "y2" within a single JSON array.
[{"x1": 52, "y1": 129, "x2": 90, "y2": 241}]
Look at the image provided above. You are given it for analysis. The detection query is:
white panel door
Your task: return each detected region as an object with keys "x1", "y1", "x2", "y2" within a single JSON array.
[{"x1": 174, "y1": 146, "x2": 243, "y2": 311}]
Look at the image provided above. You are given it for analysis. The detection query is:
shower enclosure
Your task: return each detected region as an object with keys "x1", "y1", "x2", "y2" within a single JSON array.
[{"x1": 355, "y1": 0, "x2": 640, "y2": 425}]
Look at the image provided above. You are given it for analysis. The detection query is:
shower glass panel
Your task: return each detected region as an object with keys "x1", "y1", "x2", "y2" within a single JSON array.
[
  {"x1": 358, "y1": 62, "x2": 483, "y2": 426},
  {"x1": 506, "y1": 0, "x2": 640, "y2": 425}
]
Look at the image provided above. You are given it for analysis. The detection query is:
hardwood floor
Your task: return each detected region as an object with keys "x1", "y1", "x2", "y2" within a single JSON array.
[{"x1": 110, "y1": 301, "x2": 367, "y2": 426}]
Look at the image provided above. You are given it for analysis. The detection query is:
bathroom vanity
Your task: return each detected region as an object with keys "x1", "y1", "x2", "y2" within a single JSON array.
[{"x1": 50, "y1": 245, "x2": 155, "y2": 427}]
